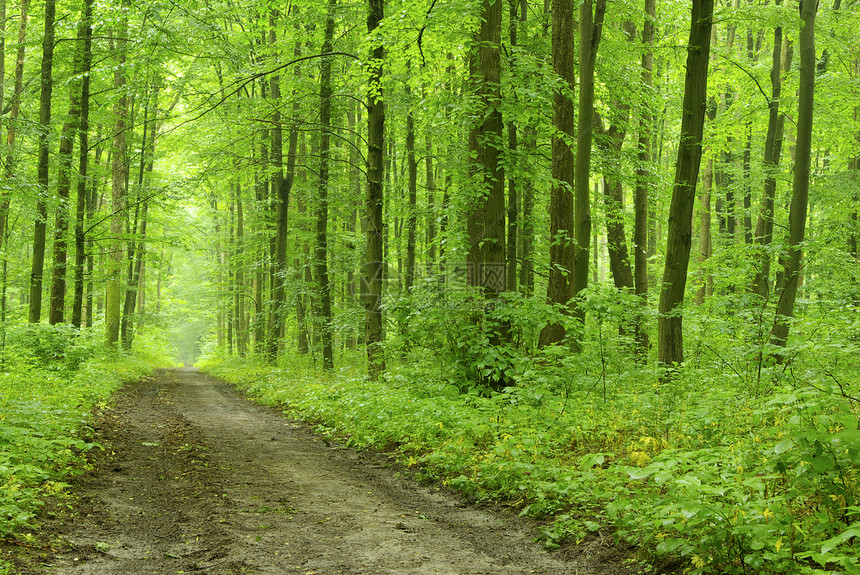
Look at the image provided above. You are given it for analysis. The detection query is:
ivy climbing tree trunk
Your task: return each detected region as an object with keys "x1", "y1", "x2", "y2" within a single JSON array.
[
  {"x1": 363, "y1": 0, "x2": 386, "y2": 379},
  {"x1": 657, "y1": 0, "x2": 714, "y2": 371},
  {"x1": 770, "y1": 0, "x2": 817, "y2": 352},
  {"x1": 29, "y1": 0, "x2": 56, "y2": 324}
]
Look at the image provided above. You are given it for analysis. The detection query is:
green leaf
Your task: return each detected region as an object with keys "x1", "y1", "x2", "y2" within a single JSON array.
[{"x1": 774, "y1": 439, "x2": 794, "y2": 455}]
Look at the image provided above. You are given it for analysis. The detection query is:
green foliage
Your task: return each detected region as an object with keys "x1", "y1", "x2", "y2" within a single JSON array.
[{"x1": 0, "y1": 326, "x2": 171, "y2": 537}]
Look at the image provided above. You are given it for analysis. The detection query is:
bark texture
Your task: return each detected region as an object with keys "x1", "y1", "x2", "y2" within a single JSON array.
[
  {"x1": 770, "y1": 0, "x2": 817, "y2": 352},
  {"x1": 657, "y1": 0, "x2": 714, "y2": 370}
]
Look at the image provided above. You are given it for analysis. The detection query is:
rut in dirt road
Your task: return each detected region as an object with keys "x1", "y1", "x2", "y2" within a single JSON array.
[{"x1": 29, "y1": 368, "x2": 634, "y2": 575}]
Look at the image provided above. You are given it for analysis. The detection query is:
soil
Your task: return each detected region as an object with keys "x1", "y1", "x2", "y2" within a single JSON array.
[{"x1": 6, "y1": 368, "x2": 644, "y2": 575}]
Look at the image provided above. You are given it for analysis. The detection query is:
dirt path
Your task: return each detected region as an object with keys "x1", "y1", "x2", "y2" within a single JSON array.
[{"x1": 14, "y1": 368, "x2": 636, "y2": 575}]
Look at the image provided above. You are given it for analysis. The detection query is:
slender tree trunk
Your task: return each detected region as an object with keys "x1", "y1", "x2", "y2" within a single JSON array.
[
  {"x1": 106, "y1": 15, "x2": 128, "y2": 346},
  {"x1": 632, "y1": 0, "x2": 655, "y2": 361},
  {"x1": 235, "y1": 180, "x2": 247, "y2": 357},
  {"x1": 315, "y1": 2, "x2": 335, "y2": 370},
  {"x1": 570, "y1": 0, "x2": 606, "y2": 346},
  {"x1": 29, "y1": 0, "x2": 56, "y2": 324},
  {"x1": 696, "y1": 157, "x2": 714, "y2": 304},
  {"x1": 539, "y1": 0, "x2": 576, "y2": 346},
  {"x1": 752, "y1": 21, "x2": 791, "y2": 297},
  {"x1": 742, "y1": 125, "x2": 753, "y2": 245},
  {"x1": 72, "y1": 0, "x2": 93, "y2": 328},
  {"x1": 364, "y1": 0, "x2": 386, "y2": 379},
  {"x1": 597, "y1": 116, "x2": 634, "y2": 293},
  {"x1": 657, "y1": 0, "x2": 714, "y2": 371},
  {"x1": 295, "y1": 135, "x2": 310, "y2": 355},
  {"x1": 505, "y1": 0, "x2": 523, "y2": 295},
  {"x1": 254, "y1": 106, "x2": 268, "y2": 353},
  {"x1": 85, "y1": 141, "x2": 103, "y2": 327},
  {"x1": 425, "y1": 131, "x2": 436, "y2": 263},
  {"x1": 770, "y1": 0, "x2": 817, "y2": 352},
  {"x1": 266, "y1": 13, "x2": 300, "y2": 362},
  {"x1": 520, "y1": 126, "x2": 536, "y2": 297},
  {"x1": 50, "y1": 68, "x2": 81, "y2": 324},
  {"x1": 404, "y1": 64, "x2": 418, "y2": 293},
  {"x1": 0, "y1": 0, "x2": 29, "y2": 256}
]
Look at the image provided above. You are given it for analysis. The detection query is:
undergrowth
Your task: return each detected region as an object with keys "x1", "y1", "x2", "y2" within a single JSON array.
[
  {"x1": 0, "y1": 323, "x2": 171, "y2": 553},
  {"x1": 201, "y1": 296, "x2": 859, "y2": 575}
]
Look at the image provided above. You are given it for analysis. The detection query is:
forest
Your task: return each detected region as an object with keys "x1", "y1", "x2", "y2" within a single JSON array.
[{"x1": 0, "y1": 0, "x2": 858, "y2": 572}]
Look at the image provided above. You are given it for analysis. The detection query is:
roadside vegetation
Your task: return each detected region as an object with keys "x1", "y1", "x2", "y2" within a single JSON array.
[
  {"x1": 202, "y1": 289, "x2": 859, "y2": 575},
  {"x1": 0, "y1": 324, "x2": 170, "y2": 565}
]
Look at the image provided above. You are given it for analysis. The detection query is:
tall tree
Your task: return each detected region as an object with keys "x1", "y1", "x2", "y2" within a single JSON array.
[
  {"x1": 106, "y1": 11, "x2": 129, "y2": 346},
  {"x1": 752, "y1": 14, "x2": 791, "y2": 297},
  {"x1": 770, "y1": 0, "x2": 818, "y2": 351},
  {"x1": 633, "y1": 0, "x2": 655, "y2": 360},
  {"x1": 50, "y1": 15, "x2": 89, "y2": 325},
  {"x1": 571, "y1": 0, "x2": 606, "y2": 345},
  {"x1": 404, "y1": 63, "x2": 418, "y2": 293},
  {"x1": 316, "y1": 0, "x2": 336, "y2": 370},
  {"x1": 466, "y1": 0, "x2": 506, "y2": 307},
  {"x1": 363, "y1": 0, "x2": 386, "y2": 379},
  {"x1": 539, "y1": 0, "x2": 576, "y2": 346},
  {"x1": 0, "y1": 0, "x2": 30, "y2": 255},
  {"x1": 72, "y1": 0, "x2": 94, "y2": 328},
  {"x1": 505, "y1": 0, "x2": 524, "y2": 294},
  {"x1": 657, "y1": 0, "x2": 714, "y2": 370},
  {"x1": 29, "y1": 0, "x2": 57, "y2": 323}
]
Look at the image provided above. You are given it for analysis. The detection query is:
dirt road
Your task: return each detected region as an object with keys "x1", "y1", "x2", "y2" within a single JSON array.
[{"x1": 15, "y1": 368, "x2": 634, "y2": 574}]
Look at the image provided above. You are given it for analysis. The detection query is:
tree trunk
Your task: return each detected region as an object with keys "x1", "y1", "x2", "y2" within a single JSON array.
[
  {"x1": 106, "y1": 14, "x2": 128, "y2": 346},
  {"x1": 234, "y1": 181, "x2": 247, "y2": 357},
  {"x1": 364, "y1": 0, "x2": 386, "y2": 379},
  {"x1": 597, "y1": 116, "x2": 634, "y2": 293},
  {"x1": 425, "y1": 131, "x2": 436, "y2": 263},
  {"x1": 770, "y1": 0, "x2": 817, "y2": 352},
  {"x1": 85, "y1": 141, "x2": 103, "y2": 327},
  {"x1": 50, "y1": 28, "x2": 83, "y2": 325},
  {"x1": 505, "y1": 0, "x2": 522, "y2": 295},
  {"x1": 404, "y1": 64, "x2": 418, "y2": 293},
  {"x1": 254, "y1": 104, "x2": 268, "y2": 354},
  {"x1": 466, "y1": 0, "x2": 506, "y2": 306},
  {"x1": 539, "y1": 0, "x2": 576, "y2": 346},
  {"x1": 29, "y1": 0, "x2": 56, "y2": 324},
  {"x1": 570, "y1": 0, "x2": 606, "y2": 346},
  {"x1": 519, "y1": 126, "x2": 536, "y2": 297},
  {"x1": 634, "y1": 0, "x2": 655, "y2": 358},
  {"x1": 656, "y1": 0, "x2": 714, "y2": 371},
  {"x1": 0, "y1": 0, "x2": 29, "y2": 258},
  {"x1": 752, "y1": 21, "x2": 791, "y2": 297},
  {"x1": 72, "y1": 0, "x2": 93, "y2": 328},
  {"x1": 695, "y1": 157, "x2": 714, "y2": 304},
  {"x1": 315, "y1": 2, "x2": 335, "y2": 370}
]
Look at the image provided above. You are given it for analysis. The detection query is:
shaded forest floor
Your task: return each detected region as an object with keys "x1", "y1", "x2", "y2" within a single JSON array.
[{"x1": 4, "y1": 368, "x2": 642, "y2": 574}]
